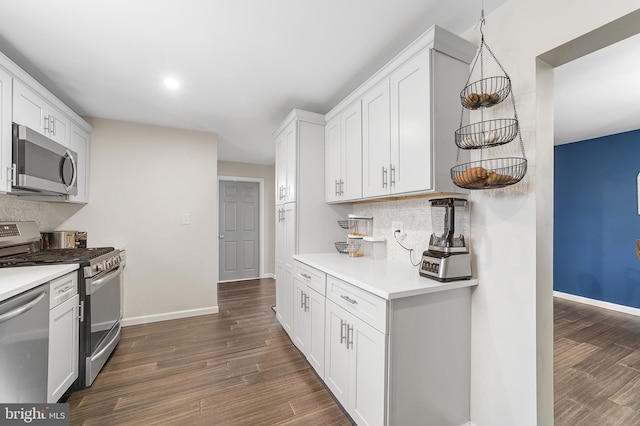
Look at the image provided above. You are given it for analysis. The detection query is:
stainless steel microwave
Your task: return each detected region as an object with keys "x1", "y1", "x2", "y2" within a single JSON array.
[{"x1": 11, "y1": 123, "x2": 78, "y2": 197}]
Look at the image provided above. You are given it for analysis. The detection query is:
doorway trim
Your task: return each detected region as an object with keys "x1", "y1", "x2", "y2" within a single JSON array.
[{"x1": 217, "y1": 176, "x2": 265, "y2": 282}]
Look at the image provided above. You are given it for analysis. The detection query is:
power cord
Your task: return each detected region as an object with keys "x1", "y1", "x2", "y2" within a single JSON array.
[{"x1": 393, "y1": 230, "x2": 421, "y2": 266}]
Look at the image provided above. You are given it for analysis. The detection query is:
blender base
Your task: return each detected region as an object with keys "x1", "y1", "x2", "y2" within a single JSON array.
[{"x1": 419, "y1": 250, "x2": 472, "y2": 282}]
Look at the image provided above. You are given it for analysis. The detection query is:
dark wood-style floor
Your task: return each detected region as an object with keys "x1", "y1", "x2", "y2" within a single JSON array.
[
  {"x1": 66, "y1": 280, "x2": 640, "y2": 425},
  {"x1": 555, "y1": 297, "x2": 640, "y2": 425},
  {"x1": 67, "y1": 279, "x2": 353, "y2": 425}
]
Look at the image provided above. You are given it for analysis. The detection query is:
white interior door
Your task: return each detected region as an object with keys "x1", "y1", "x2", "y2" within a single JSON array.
[{"x1": 219, "y1": 180, "x2": 260, "y2": 281}]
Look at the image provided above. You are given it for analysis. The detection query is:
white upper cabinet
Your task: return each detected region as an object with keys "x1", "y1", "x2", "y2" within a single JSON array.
[
  {"x1": 13, "y1": 79, "x2": 70, "y2": 146},
  {"x1": 325, "y1": 100, "x2": 362, "y2": 202},
  {"x1": 389, "y1": 48, "x2": 431, "y2": 194},
  {"x1": 325, "y1": 25, "x2": 476, "y2": 202},
  {"x1": 1, "y1": 49, "x2": 93, "y2": 201},
  {"x1": 362, "y1": 79, "x2": 391, "y2": 198},
  {"x1": 275, "y1": 121, "x2": 296, "y2": 204},
  {"x1": 0, "y1": 67, "x2": 11, "y2": 193}
]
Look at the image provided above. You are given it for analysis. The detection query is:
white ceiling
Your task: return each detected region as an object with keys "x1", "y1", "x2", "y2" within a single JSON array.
[
  {"x1": 0, "y1": 0, "x2": 509, "y2": 164},
  {"x1": 1, "y1": 1, "x2": 635, "y2": 162},
  {"x1": 554, "y1": 31, "x2": 640, "y2": 145}
]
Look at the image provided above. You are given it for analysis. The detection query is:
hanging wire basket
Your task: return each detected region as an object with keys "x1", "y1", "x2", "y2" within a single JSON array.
[
  {"x1": 337, "y1": 220, "x2": 349, "y2": 229},
  {"x1": 451, "y1": 10, "x2": 527, "y2": 190},
  {"x1": 455, "y1": 118, "x2": 519, "y2": 149},
  {"x1": 461, "y1": 76, "x2": 511, "y2": 109},
  {"x1": 451, "y1": 157, "x2": 527, "y2": 189}
]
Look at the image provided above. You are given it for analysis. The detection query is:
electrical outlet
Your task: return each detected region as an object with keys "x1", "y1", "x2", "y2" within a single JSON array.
[{"x1": 392, "y1": 221, "x2": 404, "y2": 234}]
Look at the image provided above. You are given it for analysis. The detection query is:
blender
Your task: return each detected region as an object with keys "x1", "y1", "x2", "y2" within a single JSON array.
[{"x1": 419, "y1": 197, "x2": 472, "y2": 281}]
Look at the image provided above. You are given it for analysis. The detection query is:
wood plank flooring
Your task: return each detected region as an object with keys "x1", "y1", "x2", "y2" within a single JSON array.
[
  {"x1": 67, "y1": 281, "x2": 640, "y2": 425},
  {"x1": 555, "y1": 297, "x2": 640, "y2": 425},
  {"x1": 66, "y1": 279, "x2": 353, "y2": 425}
]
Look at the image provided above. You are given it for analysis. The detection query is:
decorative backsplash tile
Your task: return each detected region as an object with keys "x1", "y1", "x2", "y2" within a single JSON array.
[
  {"x1": 0, "y1": 194, "x2": 53, "y2": 229},
  {"x1": 353, "y1": 198, "x2": 434, "y2": 264}
]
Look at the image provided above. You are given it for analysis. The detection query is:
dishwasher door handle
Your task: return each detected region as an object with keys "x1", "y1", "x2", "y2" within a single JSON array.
[{"x1": 0, "y1": 289, "x2": 47, "y2": 325}]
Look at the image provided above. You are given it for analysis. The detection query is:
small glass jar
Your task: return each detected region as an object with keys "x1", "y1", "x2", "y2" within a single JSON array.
[
  {"x1": 347, "y1": 214, "x2": 373, "y2": 237},
  {"x1": 347, "y1": 236, "x2": 364, "y2": 257},
  {"x1": 363, "y1": 237, "x2": 386, "y2": 259}
]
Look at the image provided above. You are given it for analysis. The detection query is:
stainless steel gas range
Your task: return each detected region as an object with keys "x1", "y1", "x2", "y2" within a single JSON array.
[{"x1": 0, "y1": 221, "x2": 124, "y2": 391}]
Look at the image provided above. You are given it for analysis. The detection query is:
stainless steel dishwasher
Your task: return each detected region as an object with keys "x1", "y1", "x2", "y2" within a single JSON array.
[{"x1": 0, "y1": 283, "x2": 49, "y2": 402}]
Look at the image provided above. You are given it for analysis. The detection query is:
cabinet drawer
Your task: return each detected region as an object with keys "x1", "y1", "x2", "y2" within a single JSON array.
[
  {"x1": 49, "y1": 272, "x2": 78, "y2": 308},
  {"x1": 327, "y1": 275, "x2": 387, "y2": 333},
  {"x1": 295, "y1": 261, "x2": 326, "y2": 296}
]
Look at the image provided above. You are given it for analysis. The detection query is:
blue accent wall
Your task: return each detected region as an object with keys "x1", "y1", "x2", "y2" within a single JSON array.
[{"x1": 554, "y1": 129, "x2": 640, "y2": 308}]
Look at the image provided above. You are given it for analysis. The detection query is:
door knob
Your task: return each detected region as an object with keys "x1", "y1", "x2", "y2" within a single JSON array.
[{"x1": 219, "y1": 235, "x2": 224, "y2": 239}]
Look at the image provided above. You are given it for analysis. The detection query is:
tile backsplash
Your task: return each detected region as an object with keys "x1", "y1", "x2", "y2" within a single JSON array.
[
  {"x1": 353, "y1": 197, "x2": 434, "y2": 264},
  {"x1": 352, "y1": 195, "x2": 470, "y2": 265},
  {"x1": 0, "y1": 194, "x2": 52, "y2": 229}
]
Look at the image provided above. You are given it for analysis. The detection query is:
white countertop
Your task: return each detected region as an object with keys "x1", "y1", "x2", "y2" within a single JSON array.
[
  {"x1": 0, "y1": 264, "x2": 79, "y2": 302},
  {"x1": 293, "y1": 253, "x2": 477, "y2": 300}
]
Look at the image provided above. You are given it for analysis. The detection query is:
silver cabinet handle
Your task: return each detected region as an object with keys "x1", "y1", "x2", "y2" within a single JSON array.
[
  {"x1": 347, "y1": 324, "x2": 354, "y2": 349},
  {"x1": 9, "y1": 164, "x2": 16, "y2": 184},
  {"x1": 340, "y1": 179, "x2": 344, "y2": 195},
  {"x1": 335, "y1": 180, "x2": 339, "y2": 196},
  {"x1": 301, "y1": 273, "x2": 311, "y2": 280},
  {"x1": 51, "y1": 116, "x2": 56, "y2": 136},
  {"x1": 304, "y1": 293, "x2": 310, "y2": 312},
  {"x1": 300, "y1": 290, "x2": 305, "y2": 309},
  {"x1": 79, "y1": 300, "x2": 84, "y2": 322},
  {"x1": 340, "y1": 295, "x2": 358, "y2": 305},
  {"x1": 43, "y1": 115, "x2": 50, "y2": 133},
  {"x1": 219, "y1": 234, "x2": 224, "y2": 239},
  {"x1": 340, "y1": 319, "x2": 346, "y2": 344},
  {"x1": 57, "y1": 284, "x2": 73, "y2": 294},
  {"x1": 390, "y1": 165, "x2": 396, "y2": 187},
  {"x1": 382, "y1": 166, "x2": 387, "y2": 188}
]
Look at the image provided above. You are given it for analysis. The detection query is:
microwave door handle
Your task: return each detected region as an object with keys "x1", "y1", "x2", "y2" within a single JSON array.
[{"x1": 63, "y1": 149, "x2": 77, "y2": 193}]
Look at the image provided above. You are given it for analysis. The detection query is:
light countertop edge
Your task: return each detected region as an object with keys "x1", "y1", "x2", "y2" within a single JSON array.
[
  {"x1": 293, "y1": 253, "x2": 478, "y2": 300},
  {"x1": 0, "y1": 264, "x2": 79, "y2": 302}
]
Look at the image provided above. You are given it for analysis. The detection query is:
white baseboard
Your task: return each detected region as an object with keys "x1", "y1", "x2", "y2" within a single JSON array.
[
  {"x1": 263, "y1": 273, "x2": 275, "y2": 279},
  {"x1": 121, "y1": 305, "x2": 219, "y2": 327},
  {"x1": 554, "y1": 291, "x2": 640, "y2": 317}
]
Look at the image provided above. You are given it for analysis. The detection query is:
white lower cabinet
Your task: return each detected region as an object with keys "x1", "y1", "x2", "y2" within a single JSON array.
[
  {"x1": 48, "y1": 272, "x2": 79, "y2": 403},
  {"x1": 325, "y1": 296, "x2": 386, "y2": 426},
  {"x1": 293, "y1": 280, "x2": 325, "y2": 376},
  {"x1": 291, "y1": 257, "x2": 472, "y2": 426}
]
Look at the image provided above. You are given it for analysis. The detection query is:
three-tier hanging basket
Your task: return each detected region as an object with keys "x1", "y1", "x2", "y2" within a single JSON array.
[{"x1": 451, "y1": 13, "x2": 527, "y2": 190}]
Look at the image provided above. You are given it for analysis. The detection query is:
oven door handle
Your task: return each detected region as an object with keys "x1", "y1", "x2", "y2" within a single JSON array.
[
  {"x1": 86, "y1": 265, "x2": 123, "y2": 295},
  {"x1": 0, "y1": 289, "x2": 47, "y2": 324}
]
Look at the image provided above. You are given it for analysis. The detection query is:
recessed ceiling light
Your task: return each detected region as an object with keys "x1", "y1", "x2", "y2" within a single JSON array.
[{"x1": 164, "y1": 77, "x2": 180, "y2": 90}]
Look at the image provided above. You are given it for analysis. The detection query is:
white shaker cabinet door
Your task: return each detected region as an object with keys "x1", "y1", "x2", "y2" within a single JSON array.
[
  {"x1": 284, "y1": 122, "x2": 297, "y2": 203},
  {"x1": 48, "y1": 294, "x2": 79, "y2": 403},
  {"x1": 390, "y1": 48, "x2": 432, "y2": 194},
  {"x1": 341, "y1": 100, "x2": 362, "y2": 201},
  {"x1": 13, "y1": 79, "x2": 47, "y2": 134},
  {"x1": 325, "y1": 115, "x2": 342, "y2": 202},
  {"x1": 324, "y1": 300, "x2": 350, "y2": 408},
  {"x1": 46, "y1": 103, "x2": 71, "y2": 147},
  {"x1": 292, "y1": 278, "x2": 309, "y2": 353},
  {"x1": 275, "y1": 132, "x2": 287, "y2": 204},
  {"x1": 362, "y1": 79, "x2": 390, "y2": 198},
  {"x1": 349, "y1": 313, "x2": 386, "y2": 426},
  {"x1": 306, "y1": 287, "x2": 325, "y2": 378}
]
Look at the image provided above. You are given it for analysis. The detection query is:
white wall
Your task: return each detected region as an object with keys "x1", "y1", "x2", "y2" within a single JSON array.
[
  {"x1": 49, "y1": 118, "x2": 219, "y2": 326},
  {"x1": 459, "y1": 2, "x2": 640, "y2": 425}
]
